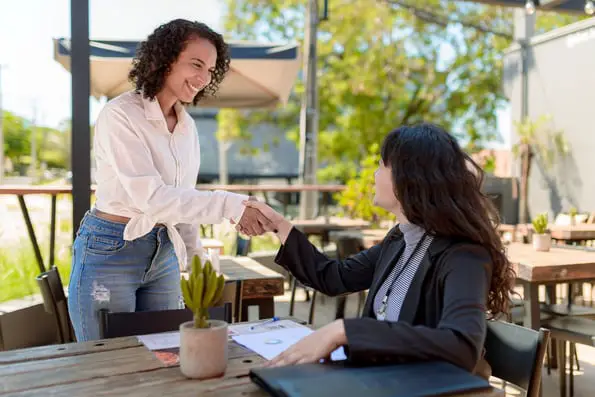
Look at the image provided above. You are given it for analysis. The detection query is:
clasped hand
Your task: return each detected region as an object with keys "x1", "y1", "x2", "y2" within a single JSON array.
[{"x1": 234, "y1": 197, "x2": 285, "y2": 236}]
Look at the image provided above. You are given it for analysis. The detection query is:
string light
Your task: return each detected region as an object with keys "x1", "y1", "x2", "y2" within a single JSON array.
[
  {"x1": 525, "y1": 0, "x2": 536, "y2": 15},
  {"x1": 586, "y1": 0, "x2": 595, "y2": 15}
]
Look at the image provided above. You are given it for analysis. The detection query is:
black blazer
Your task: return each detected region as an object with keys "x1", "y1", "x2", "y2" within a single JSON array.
[{"x1": 274, "y1": 226, "x2": 492, "y2": 373}]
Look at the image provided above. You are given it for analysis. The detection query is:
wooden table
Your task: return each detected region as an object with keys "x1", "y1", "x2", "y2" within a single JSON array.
[
  {"x1": 512, "y1": 223, "x2": 595, "y2": 243},
  {"x1": 201, "y1": 238, "x2": 225, "y2": 255},
  {"x1": 0, "y1": 334, "x2": 504, "y2": 396},
  {"x1": 219, "y1": 256, "x2": 285, "y2": 322},
  {"x1": 506, "y1": 243, "x2": 595, "y2": 330}
]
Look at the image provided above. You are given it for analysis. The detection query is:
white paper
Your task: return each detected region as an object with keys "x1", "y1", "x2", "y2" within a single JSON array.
[
  {"x1": 137, "y1": 331, "x2": 180, "y2": 351},
  {"x1": 228, "y1": 319, "x2": 308, "y2": 336},
  {"x1": 231, "y1": 327, "x2": 347, "y2": 361}
]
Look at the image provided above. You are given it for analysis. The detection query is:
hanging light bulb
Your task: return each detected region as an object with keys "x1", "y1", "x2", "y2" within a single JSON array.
[
  {"x1": 586, "y1": 0, "x2": 595, "y2": 15},
  {"x1": 525, "y1": 0, "x2": 536, "y2": 15}
]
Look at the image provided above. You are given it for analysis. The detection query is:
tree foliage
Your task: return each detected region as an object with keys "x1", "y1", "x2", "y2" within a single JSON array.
[
  {"x1": 223, "y1": 0, "x2": 581, "y2": 183},
  {"x1": 2, "y1": 111, "x2": 71, "y2": 173}
]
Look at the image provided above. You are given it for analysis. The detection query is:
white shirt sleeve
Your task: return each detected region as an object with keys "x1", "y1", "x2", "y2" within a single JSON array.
[{"x1": 95, "y1": 105, "x2": 248, "y2": 225}]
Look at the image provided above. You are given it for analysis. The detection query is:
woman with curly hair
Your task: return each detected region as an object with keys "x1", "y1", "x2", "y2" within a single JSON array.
[
  {"x1": 68, "y1": 19, "x2": 266, "y2": 341},
  {"x1": 242, "y1": 123, "x2": 515, "y2": 376}
]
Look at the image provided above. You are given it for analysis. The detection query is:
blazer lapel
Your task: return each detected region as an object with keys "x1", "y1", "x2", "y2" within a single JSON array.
[
  {"x1": 396, "y1": 251, "x2": 434, "y2": 324},
  {"x1": 362, "y1": 238, "x2": 405, "y2": 317},
  {"x1": 398, "y1": 236, "x2": 452, "y2": 324}
]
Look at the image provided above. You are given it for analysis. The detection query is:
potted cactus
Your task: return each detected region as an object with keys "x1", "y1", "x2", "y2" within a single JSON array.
[
  {"x1": 569, "y1": 207, "x2": 578, "y2": 226},
  {"x1": 532, "y1": 212, "x2": 551, "y2": 252},
  {"x1": 179, "y1": 255, "x2": 228, "y2": 379}
]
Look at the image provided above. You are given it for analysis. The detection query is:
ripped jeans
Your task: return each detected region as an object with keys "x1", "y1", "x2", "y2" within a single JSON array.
[{"x1": 68, "y1": 210, "x2": 182, "y2": 341}]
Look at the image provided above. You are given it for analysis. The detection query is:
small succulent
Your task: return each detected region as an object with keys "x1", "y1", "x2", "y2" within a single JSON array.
[
  {"x1": 181, "y1": 255, "x2": 226, "y2": 328},
  {"x1": 532, "y1": 213, "x2": 549, "y2": 235}
]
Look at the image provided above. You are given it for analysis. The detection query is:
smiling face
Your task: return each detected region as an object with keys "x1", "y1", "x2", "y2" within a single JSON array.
[{"x1": 162, "y1": 35, "x2": 217, "y2": 103}]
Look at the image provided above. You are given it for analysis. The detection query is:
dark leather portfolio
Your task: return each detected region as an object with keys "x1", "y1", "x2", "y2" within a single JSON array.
[{"x1": 250, "y1": 360, "x2": 491, "y2": 397}]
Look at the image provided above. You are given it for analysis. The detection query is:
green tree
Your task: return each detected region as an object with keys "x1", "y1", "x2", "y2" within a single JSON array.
[
  {"x1": 2, "y1": 111, "x2": 33, "y2": 172},
  {"x1": 223, "y1": 0, "x2": 582, "y2": 183}
]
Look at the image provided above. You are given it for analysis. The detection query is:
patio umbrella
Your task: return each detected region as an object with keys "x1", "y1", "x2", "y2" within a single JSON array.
[{"x1": 53, "y1": 38, "x2": 301, "y2": 108}]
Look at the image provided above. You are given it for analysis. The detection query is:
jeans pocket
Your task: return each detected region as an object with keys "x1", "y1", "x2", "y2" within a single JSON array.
[{"x1": 86, "y1": 234, "x2": 129, "y2": 255}]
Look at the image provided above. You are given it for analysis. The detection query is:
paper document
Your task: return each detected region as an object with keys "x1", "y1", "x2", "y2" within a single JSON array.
[
  {"x1": 231, "y1": 326, "x2": 347, "y2": 361},
  {"x1": 137, "y1": 331, "x2": 180, "y2": 351},
  {"x1": 228, "y1": 319, "x2": 307, "y2": 336}
]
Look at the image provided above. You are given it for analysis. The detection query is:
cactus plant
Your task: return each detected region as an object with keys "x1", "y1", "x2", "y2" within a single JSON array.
[
  {"x1": 181, "y1": 255, "x2": 226, "y2": 328},
  {"x1": 532, "y1": 213, "x2": 549, "y2": 235}
]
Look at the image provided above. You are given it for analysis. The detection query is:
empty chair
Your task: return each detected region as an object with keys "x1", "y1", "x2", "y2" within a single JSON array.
[
  {"x1": 236, "y1": 235, "x2": 252, "y2": 256},
  {"x1": 484, "y1": 320, "x2": 550, "y2": 397},
  {"x1": 334, "y1": 236, "x2": 366, "y2": 319},
  {"x1": 543, "y1": 316, "x2": 595, "y2": 397},
  {"x1": 99, "y1": 303, "x2": 232, "y2": 339},
  {"x1": 35, "y1": 266, "x2": 75, "y2": 344}
]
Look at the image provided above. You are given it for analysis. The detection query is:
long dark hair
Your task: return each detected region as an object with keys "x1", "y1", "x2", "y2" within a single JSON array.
[
  {"x1": 129, "y1": 19, "x2": 231, "y2": 105},
  {"x1": 380, "y1": 123, "x2": 515, "y2": 317}
]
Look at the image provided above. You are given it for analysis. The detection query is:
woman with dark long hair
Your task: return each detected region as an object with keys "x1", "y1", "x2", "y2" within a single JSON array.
[{"x1": 244, "y1": 123, "x2": 515, "y2": 376}]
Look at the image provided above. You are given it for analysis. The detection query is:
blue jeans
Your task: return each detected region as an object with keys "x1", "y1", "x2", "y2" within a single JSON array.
[{"x1": 68, "y1": 210, "x2": 182, "y2": 341}]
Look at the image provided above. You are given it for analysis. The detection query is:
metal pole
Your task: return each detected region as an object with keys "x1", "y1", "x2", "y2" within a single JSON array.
[
  {"x1": 298, "y1": 0, "x2": 319, "y2": 219},
  {"x1": 71, "y1": 0, "x2": 91, "y2": 239},
  {"x1": 0, "y1": 65, "x2": 4, "y2": 184}
]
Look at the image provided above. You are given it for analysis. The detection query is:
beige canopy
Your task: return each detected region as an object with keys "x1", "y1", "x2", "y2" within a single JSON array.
[{"x1": 53, "y1": 38, "x2": 301, "y2": 108}]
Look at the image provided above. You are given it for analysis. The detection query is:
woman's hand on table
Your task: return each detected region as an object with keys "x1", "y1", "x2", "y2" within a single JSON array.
[{"x1": 266, "y1": 319, "x2": 347, "y2": 367}]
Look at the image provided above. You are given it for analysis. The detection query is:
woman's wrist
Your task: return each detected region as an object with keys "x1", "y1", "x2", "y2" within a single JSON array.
[{"x1": 275, "y1": 219, "x2": 293, "y2": 244}]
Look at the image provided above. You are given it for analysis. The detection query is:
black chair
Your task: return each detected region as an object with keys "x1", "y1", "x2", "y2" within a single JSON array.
[
  {"x1": 484, "y1": 320, "x2": 550, "y2": 397},
  {"x1": 542, "y1": 316, "x2": 595, "y2": 397},
  {"x1": 98, "y1": 303, "x2": 232, "y2": 339},
  {"x1": 35, "y1": 267, "x2": 76, "y2": 344},
  {"x1": 334, "y1": 236, "x2": 366, "y2": 319},
  {"x1": 236, "y1": 235, "x2": 252, "y2": 256}
]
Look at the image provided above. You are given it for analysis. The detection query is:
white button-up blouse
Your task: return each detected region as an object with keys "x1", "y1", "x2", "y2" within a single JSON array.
[{"x1": 93, "y1": 91, "x2": 247, "y2": 269}]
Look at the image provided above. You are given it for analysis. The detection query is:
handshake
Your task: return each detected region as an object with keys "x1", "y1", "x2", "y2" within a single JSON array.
[{"x1": 234, "y1": 198, "x2": 287, "y2": 237}]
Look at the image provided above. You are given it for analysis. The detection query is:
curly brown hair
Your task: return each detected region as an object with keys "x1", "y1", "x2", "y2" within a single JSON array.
[
  {"x1": 380, "y1": 123, "x2": 516, "y2": 317},
  {"x1": 128, "y1": 19, "x2": 230, "y2": 105}
]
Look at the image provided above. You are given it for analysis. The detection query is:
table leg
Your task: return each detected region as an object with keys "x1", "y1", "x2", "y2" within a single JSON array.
[
  {"x1": 523, "y1": 282, "x2": 541, "y2": 330},
  {"x1": 49, "y1": 194, "x2": 57, "y2": 269},
  {"x1": 17, "y1": 195, "x2": 45, "y2": 273},
  {"x1": 335, "y1": 296, "x2": 347, "y2": 319},
  {"x1": 546, "y1": 285, "x2": 558, "y2": 369}
]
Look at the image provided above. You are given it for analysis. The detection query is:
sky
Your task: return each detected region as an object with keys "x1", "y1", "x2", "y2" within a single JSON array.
[
  {"x1": 0, "y1": 0, "x2": 224, "y2": 127},
  {"x1": 0, "y1": 0, "x2": 511, "y2": 147}
]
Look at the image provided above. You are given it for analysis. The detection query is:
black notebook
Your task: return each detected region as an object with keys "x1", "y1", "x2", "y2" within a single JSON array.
[{"x1": 250, "y1": 361, "x2": 491, "y2": 397}]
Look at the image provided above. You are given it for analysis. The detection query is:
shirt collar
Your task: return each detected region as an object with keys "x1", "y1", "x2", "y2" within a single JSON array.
[{"x1": 141, "y1": 94, "x2": 188, "y2": 133}]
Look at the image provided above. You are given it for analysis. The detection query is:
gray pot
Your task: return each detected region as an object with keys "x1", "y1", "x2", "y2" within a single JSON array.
[{"x1": 179, "y1": 320, "x2": 228, "y2": 379}]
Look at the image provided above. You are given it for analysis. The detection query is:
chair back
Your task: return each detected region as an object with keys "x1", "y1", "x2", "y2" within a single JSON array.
[
  {"x1": 335, "y1": 236, "x2": 364, "y2": 259},
  {"x1": 236, "y1": 235, "x2": 252, "y2": 256},
  {"x1": 35, "y1": 267, "x2": 75, "y2": 343},
  {"x1": 484, "y1": 320, "x2": 550, "y2": 397},
  {"x1": 99, "y1": 303, "x2": 232, "y2": 339}
]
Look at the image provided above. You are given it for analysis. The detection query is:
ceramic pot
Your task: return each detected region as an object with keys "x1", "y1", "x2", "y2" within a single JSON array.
[
  {"x1": 532, "y1": 233, "x2": 552, "y2": 252},
  {"x1": 179, "y1": 320, "x2": 228, "y2": 379}
]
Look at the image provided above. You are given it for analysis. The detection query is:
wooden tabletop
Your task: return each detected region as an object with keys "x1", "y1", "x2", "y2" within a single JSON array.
[
  {"x1": 220, "y1": 256, "x2": 285, "y2": 300},
  {"x1": 0, "y1": 334, "x2": 503, "y2": 396},
  {"x1": 505, "y1": 243, "x2": 595, "y2": 283},
  {"x1": 201, "y1": 238, "x2": 225, "y2": 250},
  {"x1": 512, "y1": 223, "x2": 595, "y2": 241}
]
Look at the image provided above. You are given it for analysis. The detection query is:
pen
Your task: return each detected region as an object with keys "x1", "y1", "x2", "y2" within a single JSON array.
[{"x1": 250, "y1": 316, "x2": 280, "y2": 330}]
